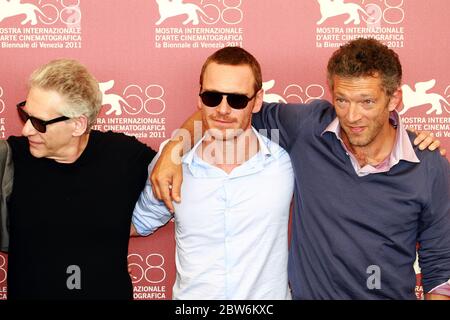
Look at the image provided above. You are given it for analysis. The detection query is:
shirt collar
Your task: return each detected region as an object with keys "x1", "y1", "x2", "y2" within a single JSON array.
[
  {"x1": 322, "y1": 110, "x2": 419, "y2": 175},
  {"x1": 182, "y1": 127, "x2": 273, "y2": 177}
]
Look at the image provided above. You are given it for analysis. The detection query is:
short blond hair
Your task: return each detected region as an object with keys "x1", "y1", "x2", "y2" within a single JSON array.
[{"x1": 29, "y1": 59, "x2": 102, "y2": 130}]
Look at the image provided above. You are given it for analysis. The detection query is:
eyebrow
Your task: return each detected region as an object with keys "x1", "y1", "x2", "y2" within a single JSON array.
[
  {"x1": 334, "y1": 92, "x2": 375, "y2": 98},
  {"x1": 202, "y1": 89, "x2": 249, "y2": 95},
  {"x1": 22, "y1": 108, "x2": 45, "y2": 120}
]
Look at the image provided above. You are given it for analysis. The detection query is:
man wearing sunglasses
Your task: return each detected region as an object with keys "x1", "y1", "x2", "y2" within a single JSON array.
[
  {"x1": 3, "y1": 59, "x2": 156, "y2": 300},
  {"x1": 150, "y1": 40, "x2": 449, "y2": 300},
  {"x1": 131, "y1": 47, "x2": 294, "y2": 299}
]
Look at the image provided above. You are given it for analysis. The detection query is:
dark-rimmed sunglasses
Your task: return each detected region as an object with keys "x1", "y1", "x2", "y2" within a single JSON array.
[
  {"x1": 199, "y1": 91, "x2": 256, "y2": 110},
  {"x1": 17, "y1": 101, "x2": 70, "y2": 133}
]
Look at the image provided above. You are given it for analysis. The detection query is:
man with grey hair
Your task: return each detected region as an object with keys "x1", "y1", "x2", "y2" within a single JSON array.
[{"x1": 5, "y1": 59, "x2": 156, "y2": 299}]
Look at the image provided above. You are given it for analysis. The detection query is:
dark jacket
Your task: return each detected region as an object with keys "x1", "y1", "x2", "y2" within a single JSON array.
[{"x1": 0, "y1": 140, "x2": 13, "y2": 252}]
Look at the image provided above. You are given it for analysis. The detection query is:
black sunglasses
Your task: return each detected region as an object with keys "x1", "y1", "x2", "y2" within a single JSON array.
[
  {"x1": 16, "y1": 101, "x2": 70, "y2": 133},
  {"x1": 199, "y1": 91, "x2": 257, "y2": 110}
]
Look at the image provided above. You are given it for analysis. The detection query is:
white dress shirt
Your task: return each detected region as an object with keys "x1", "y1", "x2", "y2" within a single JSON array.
[{"x1": 132, "y1": 128, "x2": 294, "y2": 299}]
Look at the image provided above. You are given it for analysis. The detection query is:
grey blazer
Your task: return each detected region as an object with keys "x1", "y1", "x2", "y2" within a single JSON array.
[{"x1": 0, "y1": 140, "x2": 13, "y2": 252}]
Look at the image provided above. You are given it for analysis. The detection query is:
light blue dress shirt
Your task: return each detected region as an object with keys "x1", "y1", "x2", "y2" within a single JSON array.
[{"x1": 132, "y1": 128, "x2": 294, "y2": 299}]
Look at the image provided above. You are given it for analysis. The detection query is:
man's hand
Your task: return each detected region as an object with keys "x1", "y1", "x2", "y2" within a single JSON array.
[
  {"x1": 149, "y1": 111, "x2": 203, "y2": 212},
  {"x1": 413, "y1": 130, "x2": 446, "y2": 156},
  {"x1": 150, "y1": 141, "x2": 183, "y2": 213},
  {"x1": 425, "y1": 293, "x2": 450, "y2": 300},
  {"x1": 130, "y1": 223, "x2": 138, "y2": 237}
]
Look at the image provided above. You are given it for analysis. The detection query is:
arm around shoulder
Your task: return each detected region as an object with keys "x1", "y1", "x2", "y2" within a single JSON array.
[{"x1": 251, "y1": 100, "x2": 334, "y2": 150}]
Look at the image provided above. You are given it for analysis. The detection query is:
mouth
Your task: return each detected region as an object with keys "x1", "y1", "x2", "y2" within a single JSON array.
[
  {"x1": 28, "y1": 140, "x2": 43, "y2": 147},
  {"x1": 212, "y1": 118, "x2": 234, "y2": 125},
  {"x1": 347, "y1": 126, "x2": 366, "y2": 134}
]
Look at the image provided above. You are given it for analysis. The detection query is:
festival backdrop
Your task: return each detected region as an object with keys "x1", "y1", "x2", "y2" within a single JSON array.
[{"x1": 0, "y1": 0, "x2": 449, "y2": 300}]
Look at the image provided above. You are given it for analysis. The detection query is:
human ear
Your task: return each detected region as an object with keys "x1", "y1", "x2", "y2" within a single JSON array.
[
  {"x1": 72, "y1": 115, "x2": 88, "y2": 136},
  {"x1": 388, "y1": 87, "x2": 402, "y2": 112},
  {"x1": 251, "y1": 89, "x2": 264, "y2": 114}
]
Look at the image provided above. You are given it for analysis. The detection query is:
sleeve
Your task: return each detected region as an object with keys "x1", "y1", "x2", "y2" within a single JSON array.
[
  {"x1": 429, "y1": 282, "x2": 450, "y2": 296},
  {"x1": 132, "y1": 152, "x2": 173, "y2": 236},
  {"x1": 417, "y1": 153, "x2": 450, "y2": 293},
  {"x1": 119, "y1": 134, "x2": 157, "y2": 207},
  {"x1": 251, "y1": 100, "x2": 329, "y2": 150}
]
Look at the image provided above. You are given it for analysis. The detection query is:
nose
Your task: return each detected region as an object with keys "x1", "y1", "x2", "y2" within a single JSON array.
[
  {"x1": 347, "y1": 103, "x2": 362, "y2": 123},
  {"x1": 216, "y1": 95, "x2": 231, "y2": 115},
  {"x1": 21, "y1": 119, "x2": 38, "y2": 137}
]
